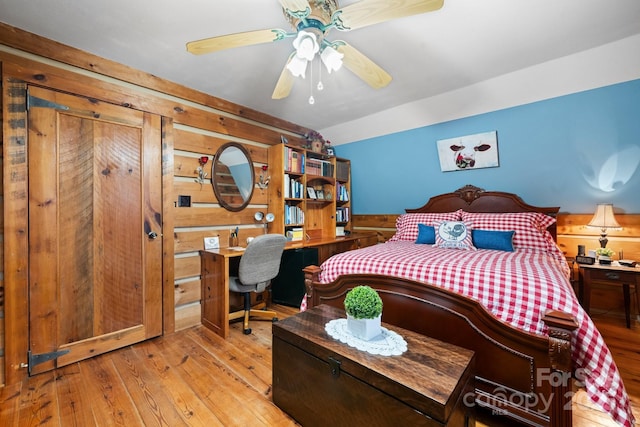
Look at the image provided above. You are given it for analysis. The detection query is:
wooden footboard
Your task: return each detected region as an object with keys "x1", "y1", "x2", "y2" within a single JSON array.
[{"x1": 303, "y1": 266, "x2": 578, "y2": 427}]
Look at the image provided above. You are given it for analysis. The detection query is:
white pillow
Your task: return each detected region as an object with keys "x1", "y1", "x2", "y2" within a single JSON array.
[{"x1": 433, "y1": 221, "x2": 476, "y2": 250}]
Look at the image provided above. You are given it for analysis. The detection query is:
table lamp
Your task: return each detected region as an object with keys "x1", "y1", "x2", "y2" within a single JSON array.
[{"x1": 587, "y1": 203, "x2": 621, "y2": 248}]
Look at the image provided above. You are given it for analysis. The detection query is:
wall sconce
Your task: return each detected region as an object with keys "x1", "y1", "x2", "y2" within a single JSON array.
[
  {"x1": 587, "y1": 203, "x2": 622, "y2": 248},
  {"x1": 254, "y1": 211, "x2": 275, "y2": 234},
  {"x1": 195, "y1": 156, "x2": 209, "y2": 187},
  {"x1": 257, "y1": 165, "x2": 270, "y2": 190}
]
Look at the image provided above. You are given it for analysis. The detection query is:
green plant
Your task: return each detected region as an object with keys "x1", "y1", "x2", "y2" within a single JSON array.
[
  {"x1": 596, "y1": 247, "x2": 614, "y2": 258},
  {"x1": 344, "y1": 286, "x2": 383, "y2": 319}
]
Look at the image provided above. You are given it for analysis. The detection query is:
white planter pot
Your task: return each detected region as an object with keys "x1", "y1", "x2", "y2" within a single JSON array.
[{"x1": 347, "y1": 313, "x2": 382, "y2": 341}]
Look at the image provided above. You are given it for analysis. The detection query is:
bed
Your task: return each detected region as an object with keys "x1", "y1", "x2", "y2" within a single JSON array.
[{"x1": 302, "y1": 185, "x2": 634, "y2": 427}]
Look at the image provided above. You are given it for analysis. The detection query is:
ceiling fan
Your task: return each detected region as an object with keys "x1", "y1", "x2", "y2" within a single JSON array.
[{"x1": 186, "y1": 0, "x2": 444, "y2": 100}]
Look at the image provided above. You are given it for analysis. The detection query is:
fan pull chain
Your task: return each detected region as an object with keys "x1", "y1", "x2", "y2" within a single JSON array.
[
  {"x1": 308, "y1": 58, "x2": 315, "y2": 105},
  {"x1": 317, "y1": 58, "x2": 324, "y2": 91}
]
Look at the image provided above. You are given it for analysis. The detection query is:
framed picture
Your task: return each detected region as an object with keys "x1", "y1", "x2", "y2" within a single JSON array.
[
  {"x1": 316, "y1": 190, "x2": 324, "y2": 200},
  {"x1": 436, "y1": 131, "x2": 499, "y2": 172},
  {"x1": 307, "y1": 187, "x2": 316, "y2": 199}
]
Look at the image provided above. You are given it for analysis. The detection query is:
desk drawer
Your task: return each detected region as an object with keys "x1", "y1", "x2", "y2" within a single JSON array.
[{"x1": 587, "y1": 269, "x2": 637, "y2": 283}]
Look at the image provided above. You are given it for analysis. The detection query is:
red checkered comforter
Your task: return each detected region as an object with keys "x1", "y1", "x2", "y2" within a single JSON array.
[{"x1": 318, "y1": 241, "x2": 634, "y2": 427}]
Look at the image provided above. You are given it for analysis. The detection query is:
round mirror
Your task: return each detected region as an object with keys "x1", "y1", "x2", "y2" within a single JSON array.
[{"x1": 211, "y1": 142, "x2": 255, "y2": 212}]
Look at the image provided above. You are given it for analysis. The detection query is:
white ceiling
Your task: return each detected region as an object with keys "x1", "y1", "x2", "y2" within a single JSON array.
[{"x1": 1, "y1": 0, "x2": 639, "y2": 133}]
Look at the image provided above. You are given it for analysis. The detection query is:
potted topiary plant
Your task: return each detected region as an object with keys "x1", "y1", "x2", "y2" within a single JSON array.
[
  {"x1": 596, "y1": 247, "x2": 614, "y2": 265},
  {"x1": 344, "y1": 285, "x2": 383, "y2": 340}
]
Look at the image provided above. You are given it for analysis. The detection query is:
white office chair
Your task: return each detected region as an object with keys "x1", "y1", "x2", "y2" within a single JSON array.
[{"x1": 228, "y1": 234, "x2": 287, "y2": 334}]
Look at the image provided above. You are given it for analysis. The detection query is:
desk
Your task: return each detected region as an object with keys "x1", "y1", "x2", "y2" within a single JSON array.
[
  {"x1": 200, "y1": 248, "x2": 244, "y2": 338},
  {"x1": 200, "y1": 233, "x2": 378, "y2": 338},
  {"x1": 578, "y1": 262, "x2": 640, "y2": 328}
]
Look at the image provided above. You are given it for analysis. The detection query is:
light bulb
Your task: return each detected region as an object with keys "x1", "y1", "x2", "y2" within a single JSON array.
[
  {"x1": 317, "y1": 81, "x2": 324, "y2": 91},
  {"x1": 308, "y1": 95, "x2": 315, "y2": 105}
]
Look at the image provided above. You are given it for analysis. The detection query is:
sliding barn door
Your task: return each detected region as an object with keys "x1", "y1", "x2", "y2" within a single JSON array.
[{"x1": 27, "y1": 86, "x2": 163, "y2": 375}]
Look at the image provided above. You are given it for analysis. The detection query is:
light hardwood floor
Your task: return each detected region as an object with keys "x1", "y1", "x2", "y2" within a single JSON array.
[{"x1": 0, "y1": 305, "x2": 638, "y2": 426}]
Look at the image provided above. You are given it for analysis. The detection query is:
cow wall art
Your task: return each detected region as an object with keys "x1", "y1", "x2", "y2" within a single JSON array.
[{"x1": 436, "y1": 131, "x2": 499, "y2": 172}]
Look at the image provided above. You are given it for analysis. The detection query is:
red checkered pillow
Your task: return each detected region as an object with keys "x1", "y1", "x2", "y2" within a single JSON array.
[
  {"x1": 388, "y1": 212, "x2": 460, "y2": 242},
  {"x1": 460, "y1": 211, "x2": 556, "y2": 252},
  {"x1": 433, "y1": 220, "x2": 476, "y2": 250}
]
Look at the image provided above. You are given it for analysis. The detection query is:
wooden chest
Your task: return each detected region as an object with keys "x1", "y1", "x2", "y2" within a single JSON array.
[{"x1": 272, "y1": 305, "x2": 475, "y2": 427}]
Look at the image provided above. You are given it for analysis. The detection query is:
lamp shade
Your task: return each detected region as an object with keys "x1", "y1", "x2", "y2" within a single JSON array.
[
  {"x1": 587, "y1": 204, "x2": 621, "y2": 230},
  {"x1": 587, "y1": 203, "x2": 621, "y2": 248}
]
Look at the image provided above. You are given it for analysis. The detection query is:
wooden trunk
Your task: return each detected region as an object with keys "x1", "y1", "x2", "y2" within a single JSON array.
[{"x1": 272, "y1": 305, "x2": 476, "y2": 427}]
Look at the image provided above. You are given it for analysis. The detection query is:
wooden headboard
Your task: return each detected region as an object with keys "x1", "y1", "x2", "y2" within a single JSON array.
[{"x1": 405, "y1": 184, "x2": 560, "y2": 241}]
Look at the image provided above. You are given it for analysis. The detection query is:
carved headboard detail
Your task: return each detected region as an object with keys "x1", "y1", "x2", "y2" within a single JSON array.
[{"x1": 405, "y1": 185, "x2": 560, "y2": 241}]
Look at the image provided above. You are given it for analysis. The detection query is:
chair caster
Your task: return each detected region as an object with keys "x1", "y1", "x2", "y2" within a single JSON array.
[
  {"x1": 272, "y1": 317, "x2": 278, "y2": 322},
  {"x1": 243, "y1": 328, "x2": 252, "y2": 335}
]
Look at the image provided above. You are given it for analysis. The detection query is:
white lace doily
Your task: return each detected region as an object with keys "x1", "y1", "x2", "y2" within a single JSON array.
[{"x1": 325, "y1": 319, "x2": 408, "y2": 356}]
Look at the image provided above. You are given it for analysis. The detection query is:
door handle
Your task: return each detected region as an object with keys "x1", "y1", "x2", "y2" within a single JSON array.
[{"x1": 148, "y1": 231, "x2": 158, "y2": 239}]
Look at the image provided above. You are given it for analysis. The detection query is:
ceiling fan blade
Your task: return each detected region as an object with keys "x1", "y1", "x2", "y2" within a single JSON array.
[
  {"x1": 272, "y1": 54, "x2": 296, "y2": 99},
  {"x1": 187, "y1": 28, "x2": 287, "y2": 55},
  {"x1": 279, "y1": 0, "x2": 311, "y2": 17},
  {"x1": 336, "y1": 42, "x2": 392, "y2": 89},
  {"x1": 334, "y1": 0, "x2": 444, "y2": 31}
]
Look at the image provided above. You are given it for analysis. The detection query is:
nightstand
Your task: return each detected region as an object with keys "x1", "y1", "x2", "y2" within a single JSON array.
[{"x1": 577, "y1": 262, "x2": 640, "y2": 328}]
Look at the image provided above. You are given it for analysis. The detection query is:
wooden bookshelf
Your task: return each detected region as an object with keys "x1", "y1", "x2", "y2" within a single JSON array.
[{"x1": 268, "y1": 144, "x2": 352, "y2": 242}]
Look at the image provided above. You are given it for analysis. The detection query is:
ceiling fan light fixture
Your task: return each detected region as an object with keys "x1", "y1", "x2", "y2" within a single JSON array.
[
  {"x1": 286, "y1": 55, "x2": 309, "y2": 78},
  {"x1": 320, "y1": 45, "x2": 343, "y2": 73},
  {"x1": 292, "y1": 30, "x2": 319, "y2": 61}
]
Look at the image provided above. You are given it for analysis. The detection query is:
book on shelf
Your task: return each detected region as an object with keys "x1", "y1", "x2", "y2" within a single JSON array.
[
  {"x1": 336, "y1": 183, "x2": 349, "y2": 201},
  {"x1": 336, "y1": 161, "x2": 349, "y2": 181},
  {"x1": 284, "y1": 204, "x2": 304, "y2": 225},
  {"x1": 285, "y1": 146, "x2": 305, "y2": 173},
  {"x1": 284, "y1": 174, "x2": 303, "y2": 198},
  {"x1": 305, "y1": 157, "x2": 334, "y2": 177},
  {"x1": 336, "y1": 206, "x2": 350, "y2": 223},
  {"x1": 286, "y1": 227, "x2": 304, "y2": 241},
  {"x1": 284, "y1": 174, "x2": 290, "y2": 198}
]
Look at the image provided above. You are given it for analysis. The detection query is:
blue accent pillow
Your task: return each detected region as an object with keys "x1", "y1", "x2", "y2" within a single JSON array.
[
  {"x1": 415, "y1": 224, "x2": 435, "y2": 244},
  {"x1": 472, "y1": 229, "x2": 515, "y2": 252}
]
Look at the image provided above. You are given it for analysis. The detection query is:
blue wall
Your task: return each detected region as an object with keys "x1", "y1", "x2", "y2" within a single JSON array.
[{"x1": 336, "y1": 79, "x2": 640, "y2": 215}]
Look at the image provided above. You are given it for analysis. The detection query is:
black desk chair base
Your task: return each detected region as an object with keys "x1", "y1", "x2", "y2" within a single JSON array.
[{"x1": 229, "y1": 291, "x2": 278, "y2": 335}]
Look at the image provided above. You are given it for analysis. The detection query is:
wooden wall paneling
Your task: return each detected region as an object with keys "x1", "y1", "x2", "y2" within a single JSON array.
[
  {"x1": 171, "y1": 128, "x2": 274, "y2": 331},
  {"x1": 161, "y1": 117, "x2": 176, "y2": 334},
  {"x1": 173, "y1": 206, "x2": 266, "y2": 228},
  {"x1": 173, "y1": 128, "x2": 230, "y2": 153},
  {"x1": 557, "y1": 213, "x2": 640, "y2": 260},
  {"x1": 0, "y1": 51, "x2": 291, "y2": 149},
  {"x1": 170, "y1": 105, "x2": 284, "y2": 147},
  {"x1": 0, "y1": 69, "x2": 4, "y2": 385},
  {"x1": 174, "y1": 279, "x2": 201, "y2": 307},
  {"x1": 2, "y1": 78, "x2": 29, "y2": 385},
  {"x1": 352, "y1": 214, "x2": 400, "y2": 243},
  {"x1": 174, "y1": 256, "x2": 201, "y2": 282},
  {"x1": 0, "y1": 66, "x2": 4, "y2": 385},
  {"x1": 174, "y1": 303, "x2": 201, "y2": 331}
]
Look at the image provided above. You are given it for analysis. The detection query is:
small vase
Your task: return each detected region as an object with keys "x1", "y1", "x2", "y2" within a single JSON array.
[{"x1": 347, "y1": 313, "x2": 382, "y2": 341}]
